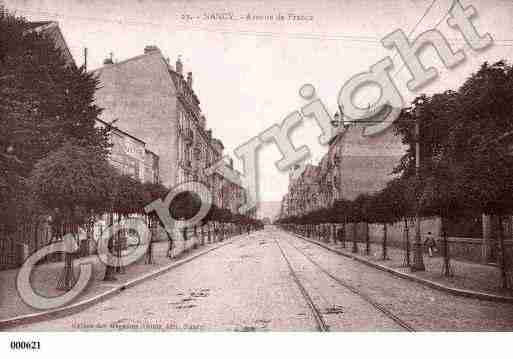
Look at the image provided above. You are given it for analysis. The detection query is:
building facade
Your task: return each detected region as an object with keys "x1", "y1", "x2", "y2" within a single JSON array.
[
  {"x1": 282, "y1": 164, "x2": 321, "y2": 218},
  {"x1": 96, "y1": 119, "x2": 160, "y2": 184},
  {"x1": 279, "y1": 118, "x2": 406, "y2": 219},
  {"x1": 93, "y1": 46, "x2": 245, "y2": 213}
]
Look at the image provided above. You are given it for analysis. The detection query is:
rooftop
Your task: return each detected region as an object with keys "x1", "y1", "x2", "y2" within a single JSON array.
[{"x1": 25, "y1": 21, "x2": 54, "y2": 30}]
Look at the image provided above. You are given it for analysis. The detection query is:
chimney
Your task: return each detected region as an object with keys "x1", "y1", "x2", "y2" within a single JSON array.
[
  {"x1": 206, "y1": 129, "x2": 212, "y2": 139},
  {"x1": 176, "y1": 56, "x2": 183, "y2": 75},
  {"x1": 187, "y1": 71, "x2": 193, "y2": 88},
  {"x1": 144, "y1": 45, "x2": 160, "y2": 54},
  {"x1": 200, "y1": 115, "x2": 206, "y2": 129}
]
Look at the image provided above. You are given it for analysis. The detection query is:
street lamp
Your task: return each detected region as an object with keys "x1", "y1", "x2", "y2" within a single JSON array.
[
  {"x1": 411, "y1": 98, "x2": 426, "y2": 272},
  {"x1": 331, "y1": 112, "x2": 342, "y2": 127}
]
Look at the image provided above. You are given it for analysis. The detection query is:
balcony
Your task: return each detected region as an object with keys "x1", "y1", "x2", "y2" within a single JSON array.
[{"x1": 180, "y1": 159, "x2": 192, "y2": 169}]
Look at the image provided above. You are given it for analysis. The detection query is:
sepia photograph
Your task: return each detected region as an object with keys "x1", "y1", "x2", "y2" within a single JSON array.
[{"x1": 1, "y1": 0, "x2": 513, "y2": 356}]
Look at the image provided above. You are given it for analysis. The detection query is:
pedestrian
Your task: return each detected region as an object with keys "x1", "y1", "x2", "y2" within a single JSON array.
[
  {"x1": 337, "y1": 227, "x2": 344, "y2": 245},
  {"x1": 424, "y1": 231, "x2": 437, "y2": 257}
]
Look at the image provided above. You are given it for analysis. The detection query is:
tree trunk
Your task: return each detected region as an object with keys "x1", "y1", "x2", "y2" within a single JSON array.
[
  {"x1": 57, "y1": 220, "x2": 78, "y2": 290},
  {"x1": 341, "y1": 220, "x2": 346, "y2": 248},
  {"x1": 498, "y1": 215, "x2": 509, "y2": 289},
  {"x1": 365, "y1": 222, "x2": 370, "y2": 255},
  {"x1": 403, "y1": 217, "x2": 410, "y2": 267},
  {"x1": 115, "y1": 215, "x2": 125, "y2": 274},
  {"x1": 146, "y1": 218, "x2": 154, "y2": 264},
  {"x1": 103, "y1": 212, "x2": 117, "y2": 281},
  {"x1": 382, "y1": 223, "x2": 388, "y2": 260},
  {"x1": 85, "y1": 220, "x2": 93, "y2": 257},
  {"x1": 57, "y1": 230, "x2": 77, "y2": 290},
  {"x1": 33, "y1": 222, "x2": 38, "y2": 255},
  {"x1": 441, "y1": 215, "x2": 452, "y2": 277},
  {"x1": 352, "y1": 222, "x2": 358, "y2": 253}
]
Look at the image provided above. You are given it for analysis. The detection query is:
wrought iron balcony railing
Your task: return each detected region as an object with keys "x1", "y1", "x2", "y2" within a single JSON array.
[{"x1": 180, "y1": 159, "x2": 192, "y2": 169}]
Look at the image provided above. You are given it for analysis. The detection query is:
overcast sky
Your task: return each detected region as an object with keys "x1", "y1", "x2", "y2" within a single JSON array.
[{"x1": 5, "y1": 0, "x2": 513, "y2": 209}]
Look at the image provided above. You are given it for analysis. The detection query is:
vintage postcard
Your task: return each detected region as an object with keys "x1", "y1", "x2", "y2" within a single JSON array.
[{"x1": 1, "y1": 0, "x2": 513, "y2": 356}]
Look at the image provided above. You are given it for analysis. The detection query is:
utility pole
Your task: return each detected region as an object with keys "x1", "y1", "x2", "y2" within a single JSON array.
[{"x1": 411, "y1": 100, "x2": 426, "y2": 271}]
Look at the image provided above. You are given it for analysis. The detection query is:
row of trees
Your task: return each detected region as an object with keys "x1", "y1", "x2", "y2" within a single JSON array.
[
  {"x1": 278, "y1": 60, "x2": 513, "y2": 289},
  {"x1": 170, "y1": 189, "x2": 263, "y2": 243},
  {"x1": 277, "y1": 178, "x2": 414, "y2": 263}
]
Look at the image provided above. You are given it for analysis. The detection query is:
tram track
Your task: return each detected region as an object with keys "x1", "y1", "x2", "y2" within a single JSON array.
[
  {"x1": 274, "y1": 238, "x2": 329, "y2": 332},
  {"x1": 273, "y1": 232, "x2": 415, "y2": 332}
]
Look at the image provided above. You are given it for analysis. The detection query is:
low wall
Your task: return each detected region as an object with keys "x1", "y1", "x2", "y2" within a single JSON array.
[
  {"x1": 368, "y1": 217, "x2": 441, "y2": 248},
  {"x1": 300, "y1": 217, "x2": 512, "y2": 264}
]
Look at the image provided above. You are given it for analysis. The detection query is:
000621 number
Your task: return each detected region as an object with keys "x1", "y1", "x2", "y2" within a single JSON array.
[{"x1": 10, "y1": 341, "x2": 41, "y2": 350}]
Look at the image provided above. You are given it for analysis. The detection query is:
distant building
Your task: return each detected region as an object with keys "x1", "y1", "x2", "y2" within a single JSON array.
[
  {"x1": 96, "y1": 119, "x2": 160, "y2": 184},
  {"x1": 280, "y1": 112, "x2": 406, "y2": 219},
  {"x1": 281, "y1": 164, "x2": 321, "y2": 218}
]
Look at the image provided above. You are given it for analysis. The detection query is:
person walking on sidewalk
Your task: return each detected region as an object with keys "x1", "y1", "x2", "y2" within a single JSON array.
[{"x1": 424, "y1": 231, "x2": 437, "y2": 257}]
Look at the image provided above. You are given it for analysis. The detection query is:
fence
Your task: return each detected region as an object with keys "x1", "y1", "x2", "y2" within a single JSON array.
[
  {"x1": 0, "y1": 236, "x2": 18, "y2": 270},
  {"x1": 1, "y1": 218, "x2": 244, "y2": 271},
  {"x1": 0, "y1": 221, "x2": 55, "y2": 270}
]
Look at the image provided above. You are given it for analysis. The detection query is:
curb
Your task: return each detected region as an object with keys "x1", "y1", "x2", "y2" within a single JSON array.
[
  {"x1": 287, "y1": 231, "x2": 513, "y2": 304},
  {"x1": 0, "y1": 236, "x2": 242, "y2": 330}
]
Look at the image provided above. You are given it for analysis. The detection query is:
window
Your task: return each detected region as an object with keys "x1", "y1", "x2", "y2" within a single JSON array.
[{"x1": 184, "y1": 143, "x2": 191, "y2": 161}]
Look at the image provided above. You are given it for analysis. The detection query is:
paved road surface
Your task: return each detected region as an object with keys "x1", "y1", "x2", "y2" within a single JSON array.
[{"x1": 12, "y1": 227, "x2": 513, "y2": 331}]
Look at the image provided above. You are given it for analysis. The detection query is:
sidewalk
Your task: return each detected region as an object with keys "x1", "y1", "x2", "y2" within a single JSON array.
[
  {"x1": 292, "y1": 232, "x2": 513, "y2": 300},
  {"x1": 0, "y1": 238, "x2": 232, "y2": 321}
]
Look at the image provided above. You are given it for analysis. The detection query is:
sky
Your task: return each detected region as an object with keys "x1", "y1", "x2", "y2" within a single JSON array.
[{"x1": 4, "y1": 0, "x2": 513, "y2": 218}]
